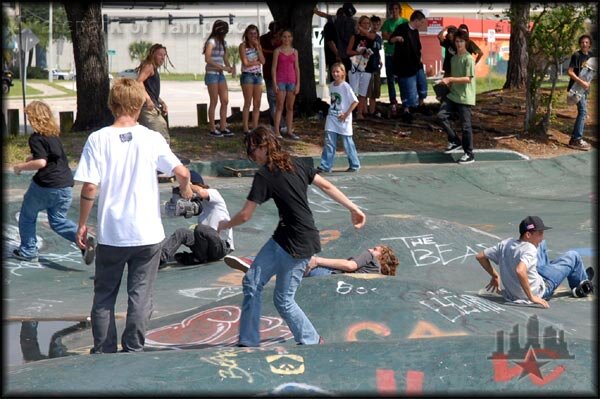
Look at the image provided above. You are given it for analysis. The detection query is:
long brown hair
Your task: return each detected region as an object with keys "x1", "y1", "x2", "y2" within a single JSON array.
[
  {"x1": 24, "y1": 101, "x2": 60, "y2": 137},
  {"x1": 203, "y1": 20, "x2": 229, "y2": 54},
  {"x1": 244, "y1": 125, "x2": 295, "y2": 173},
  {"x1": 135, "y1": 43, "x2": 174, "y2": 73},
  {"x1": 378, "y1": 245, "x2": 399, "y2": 276},
  {"x1": 242, "y1": 24, "x2": 260, "y2": 48}
]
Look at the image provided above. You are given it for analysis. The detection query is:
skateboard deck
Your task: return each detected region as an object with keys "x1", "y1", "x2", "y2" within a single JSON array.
[
  {"x1": 223, "y1": 166, "x2": 257, "y2": 177},
  {"x1": 567, "y1": 57, "x2": 596, "y2": 105}
]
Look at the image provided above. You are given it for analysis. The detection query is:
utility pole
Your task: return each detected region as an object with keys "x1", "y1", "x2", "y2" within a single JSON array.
[
  {"x1": 48, "y1": 2, "x2": 53, "y2": 82},
  {"x1": 16, "y1": 2, "x2": 28, "y2": 134}
]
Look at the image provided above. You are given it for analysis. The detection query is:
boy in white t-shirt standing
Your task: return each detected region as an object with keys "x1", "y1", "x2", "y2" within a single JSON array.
[
  {"x1": 317, "y1": 62, "x2": 360, "y2": 173},
  {"x1": 74, "y1": 78, "x2": 193, "y2": 354}
]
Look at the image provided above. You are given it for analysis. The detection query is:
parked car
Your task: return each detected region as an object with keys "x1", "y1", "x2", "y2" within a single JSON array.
[
  {"x1": 116, "y1": 69, "x2": 139, "y2": 79},
  {"x1": 2, "y1": 70, "x2": 14, "y2": 94},
  {"x1": 52, "y1": 69, "x2": 74, "y2": 80}
]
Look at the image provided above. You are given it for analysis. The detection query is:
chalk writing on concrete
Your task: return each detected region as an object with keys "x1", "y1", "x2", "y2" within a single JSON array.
[
  {"x1": 346, "y1": 321, "x2": 391, "y2": 341},
  {"x1": 418, "y1": 288, "x2": 505, "y2": 323},
  {"x1": 382, "y1": 233, "x2": 489, "y2": 267},
  {"x1": 178, "y1": 286, "x2": 242, "y2": 301},
  {"x1": 308, "y1": 187, "x2": 367, "y2": 213},
  {"x1": 266, "y1": 354, "x2": 305, "y2": 375},
  {"x1": 202, "y1": 348, "x2": 254, "y2": 383},
  {"x1": 145, "y1": 305, "x2": 293, "y2": 348},
  {"x1": 336, "y1": 280, "x2": 377, "y2": 295}
]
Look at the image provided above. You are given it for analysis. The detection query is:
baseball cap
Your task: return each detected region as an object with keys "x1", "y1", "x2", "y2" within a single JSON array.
[
  {"x1": 189, "y1": 170, "x2": 204, "y2": 185},
  {"x1": 519, "y1": 216, "x2": 552, "y2": 235}
]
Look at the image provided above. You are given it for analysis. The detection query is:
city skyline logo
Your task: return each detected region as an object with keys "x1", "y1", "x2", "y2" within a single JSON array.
[{"x1": 488, "y1": 315, "x2": 573, "y2": 385}]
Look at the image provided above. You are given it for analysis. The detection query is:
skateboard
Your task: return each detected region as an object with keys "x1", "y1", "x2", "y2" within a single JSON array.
[
  {"x1": 223, "y1": 166, "x2": 257, "y2": 177},
  {"x1": 567, "y1": 56, "x2": 596, "y2": 105}
]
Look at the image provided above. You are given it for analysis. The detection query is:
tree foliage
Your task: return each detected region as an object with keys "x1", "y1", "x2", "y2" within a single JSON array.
[
  {"x1": 128, "y1": 40, "x2": 153, "y2": 64},
  {"x1": 524, "y1": 3, "x2": 595, "y2": 135}
]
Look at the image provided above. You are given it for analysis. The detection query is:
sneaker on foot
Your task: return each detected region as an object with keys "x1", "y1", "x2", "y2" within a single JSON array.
[
  {"x1": 345, "y1": 167, "x2": 358, "y2": 172},
  {"x1": 572, "y1": 280, "x2": 594, "y2": 297},
  {"x1": 457, "y1": 153, "x2": 475, "y2": 164},
  {"x1": 81, "y1": 236, "x2": 96, "y2": 265},
  {"x1": 568, "y1": 138, "x2": 590, "y2": 151},
  {"x1": 209, "y1": 130, "x2": 224, "y2": 138},
  {"x1": 315, "y1": 166, "x2": 327, "y2": 174},
  {"x1": 12, "y1": 249, "x2": 38, "y2": 262},
  {"x1": 286, "y1": 132, "x2": 301, "y2": 140},
  {"x1": 586, "y1": 267, "x2": 595, "y2": 281},
  {"x1": 280, "y1": 126, "x2": 288, "y2": 134},
  {"x1": 224, "y1": 255, "x2": 255, "y2": 272},
  {"x1": 444, "y1": 142, "x2": 462, "y2": 153},
  {"x1": 401, "y1": 110, "x2": 413, "y2": 123},
  {"x1": 221, "y1": 128, "x2": 234, "y2": 137}
]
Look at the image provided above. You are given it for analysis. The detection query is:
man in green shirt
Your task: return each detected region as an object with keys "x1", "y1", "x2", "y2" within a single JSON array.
[
  {"x1": 437, "y1": 30, "x2": 477, "y2": 164},
  {"x1": 381, "y1": 2, "x2": 407, "y2": 114}
]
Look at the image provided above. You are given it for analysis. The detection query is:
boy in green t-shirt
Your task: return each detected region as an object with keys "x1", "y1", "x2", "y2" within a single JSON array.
[
  {"x1": 381, "y1": 2, "x2": 407, "y2": 113},
  {"x1": 437, "y1": 29, "x2": 476, "y2": 164}
]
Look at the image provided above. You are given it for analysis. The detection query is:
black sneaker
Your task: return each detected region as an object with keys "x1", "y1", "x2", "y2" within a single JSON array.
[
  {"x1": 221, "y1": 128, "x2": 234, "y2": 137},
  {"x1": 444, "y1": 142, "x2": 462, "y2": 153},
  {"x1": 345, "y1": 167, "x2": 358, "y2": 172},
  {"x1": 315, "y1": 166, "x2": 327, "y2": 174},
  {"x1": 209, "y1": 130, "x2": 223, "y2": 138},
  {"x1": 586, "y1": 267, "x2": 595, "y2": 281},
  {"x1": 81, "y1": 236, "x2": 96, "y2": 265},
  {"x1": 457, "y1": 153, "x2": 475, "y2": 164},
  {"x1": 568, "y1": 138, "x2": 590, "y2": 151},
  {"x1": 401, "y1": 111, "x2": 414, "y2": 123},
  {"x1": 12, "y1": 249, "x2": 38, "y2": 262},
  {"x1": 572, "y1": 280, "x2": 594, "y2": 297}
]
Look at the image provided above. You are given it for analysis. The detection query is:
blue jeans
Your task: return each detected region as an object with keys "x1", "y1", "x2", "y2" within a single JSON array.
[
  {"x1": 536, "y1": 240, "x2": 589, "y2": 299},
  {"x1": 571, "y1": 91, "x2": 588, "y2": 141},
  {"x1": 240, "y1": 72, "x2": 263, "y2": 85},
  {"x1": 238, "y1": 238, "x2": 319, "y2": 346},
  {"x1": 437, "y1": 98, "x2": 474, "y2": 156},
  {"x1": 18, "y1": 181, "x2": 77, "y2": 258},
  {"x1": 385, "y1": 55, "x2": 399, "y2": 104},
  {"x1": 319, "y1": 131, "x2": 361, "y2": 172},
  {"x1": 204, "y1": 72, "x2": 225, "y2": 85},
  {"x1": 277, "y1": 82, "x2": 296, "y2": 92},
  {"x1": 306, "y1": 266, "x2": 334, "y2": 277},
  {"x1": 398, "y1": 68, "x2": 428, "y2": 108}
]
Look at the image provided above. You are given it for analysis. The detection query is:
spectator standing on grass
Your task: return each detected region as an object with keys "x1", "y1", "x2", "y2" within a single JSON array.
[
  {"x1": 437, "y1": 25, "x2": 458, "y2": 77},
  {"x1": 136, "y1": 43, "x2": 174, "y2": 144},
  {"x1": 347, "y1": 15, "x2": 377, "y2": 120},
  {"x1": 317, "y1": 62, "x2": 360, "y2": 173},
  {"x1": 272, "y1": 29, "x2": 301, "y2": 140},
  {"x1": 260, "y1": 21, "x2": 286, "y2": 132},
  {"x1": 239, "y1": 24, "x2": 265, "y2": 135},
  {"x1": 390, "y1": 10, "x2": 428, "y2": 123},
  {"x1": 74, "y1": 78, "x2": 193, "y2": 354},
  {"x1": 566, "y1": 34, "x2": 594, "y2": 151},
  {"x1": 367, "y1": 15, "x2": 384, "y2": 117},
  {"x1": 203, "y1": 20, "x2": 235, "y2": 138},
  {"x1": 381, "y1": 2, "x2": 407, "y2": 115},
  {"x1": 217, "y1": 127, "x2": 366, "y2": 346},
  {"x1": 12, "y1": 101, "x2": 95, "y2": 265},
  {"x1": 457, "y1": 24, "x2": 484, "y2": 65},
  {"x1": 437, "y1": 30, "x2": 476, "y2": 164}
]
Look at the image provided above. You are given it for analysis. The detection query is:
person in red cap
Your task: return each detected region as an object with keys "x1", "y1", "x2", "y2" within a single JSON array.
[{"x1": 475, "y1": 215, "x2": 594, "y2": 308}]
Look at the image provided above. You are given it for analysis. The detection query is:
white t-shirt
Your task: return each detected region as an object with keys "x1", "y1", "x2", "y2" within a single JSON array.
[
  {"x1": 325, "y1": 81, "x2": 358, "y2": 136},
  {"x1": 198, "y1": 188, "x2": 234, "y2": 250},
  {"x1": 74, "y1": 124, "x2": 182, "y2": 247},
  {"x1": 484, "y1": 238, "x2": 545, "y2": 302}
]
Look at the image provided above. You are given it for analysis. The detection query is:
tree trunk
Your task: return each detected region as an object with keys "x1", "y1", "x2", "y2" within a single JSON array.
[
  {"x1": 266, "y1": 1, "x2": 318, "y2": 115},
  {"x1": 64, "y1": 3, "x2": 113, "y2": 132},
  {"x1": 503, "y1": 3, "x2": 529, "y2": 90}
]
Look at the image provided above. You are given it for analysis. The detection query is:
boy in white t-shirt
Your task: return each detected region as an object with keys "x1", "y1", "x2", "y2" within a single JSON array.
[
  {"x1": 317, "y1": 62, "x2": 360, "y2": 173},
  {"x1": 475, "y1": 216, "x2": 594, "y2": 309},
  {"x1": 74, "y1": 78, "x2": 193, "y2": 354}
]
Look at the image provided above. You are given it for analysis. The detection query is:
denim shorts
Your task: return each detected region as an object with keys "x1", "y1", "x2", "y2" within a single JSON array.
[
  {"x1": 240, "y1": 72, "x2": 264, "y2": 85},
  {"x1": 205, "y1": 72, "x2": 226, "y2": 85},
  {"x1": 277, "y1": 82, "x2": 296, "y2": 92}
]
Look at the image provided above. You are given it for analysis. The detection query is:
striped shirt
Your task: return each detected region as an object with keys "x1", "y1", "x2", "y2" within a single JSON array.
[
  {"x1": 206, "y1": 38, "x2": 226, "y2": 74},
  {"x1": 242, "y1": 46, "x2": 262, "y2": 74}
]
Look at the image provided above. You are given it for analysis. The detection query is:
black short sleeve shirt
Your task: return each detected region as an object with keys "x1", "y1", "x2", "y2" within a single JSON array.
[
  {"x1": 29, "y1": 133, "x2": 74, "y2": 188},
  {"x1": 247, "y1": 158, "x2": 321, "y2": 258}
]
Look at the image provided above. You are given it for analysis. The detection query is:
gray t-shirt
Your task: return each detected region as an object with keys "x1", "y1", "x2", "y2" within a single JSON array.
[
  {"x1": 484, "y1": 238, "x2": 545, "y2": 302},
  {"x1": 332, "y1": 250, "x2": 380, "y2": 274}
]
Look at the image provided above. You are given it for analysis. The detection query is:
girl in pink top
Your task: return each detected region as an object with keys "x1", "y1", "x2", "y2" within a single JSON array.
[{"x1": 272, "y1": 30, "x2": 300, "y2": 140}]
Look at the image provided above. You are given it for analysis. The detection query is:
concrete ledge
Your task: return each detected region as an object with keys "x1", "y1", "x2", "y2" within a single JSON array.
[{"x1": 188, "y1": 150, "x2": 530, "y2": 177}]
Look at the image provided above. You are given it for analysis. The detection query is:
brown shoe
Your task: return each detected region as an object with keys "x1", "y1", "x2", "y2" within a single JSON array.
[{"x1": 568, "y1": 138, "x2": 591, "y2": 151}]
